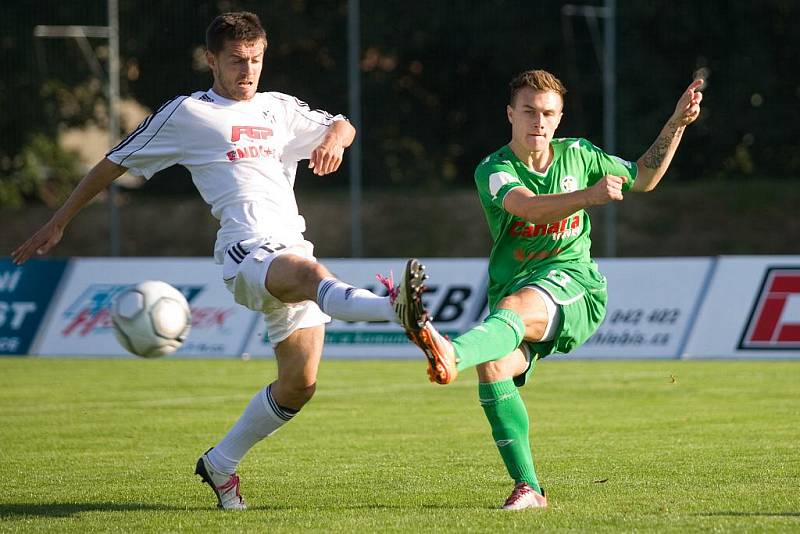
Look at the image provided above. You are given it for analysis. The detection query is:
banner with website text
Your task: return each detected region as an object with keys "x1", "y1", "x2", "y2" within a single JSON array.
[{"x1": 11, "y1": 255, "x2": 800, "y2": 360}]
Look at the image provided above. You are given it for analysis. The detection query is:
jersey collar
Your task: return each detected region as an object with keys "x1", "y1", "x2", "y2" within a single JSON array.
[
  {"x1": 207, "y1": 88, "x2": 255, "y2": 107},
  {"x1": 504, "y1": 144, "x2": 555, "y2": 176}
]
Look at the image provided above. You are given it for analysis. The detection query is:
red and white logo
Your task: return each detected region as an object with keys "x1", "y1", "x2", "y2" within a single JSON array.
[
  {"x1": 231, "y1": 126, "x2": 273, "y2": 142},
  {"x1": 739, "y1": 267, "x2": 800, "y2": 349}
]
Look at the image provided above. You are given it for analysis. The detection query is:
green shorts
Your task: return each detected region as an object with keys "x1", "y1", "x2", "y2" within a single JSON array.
[{"x1": 504, "y1": 263, "x2": 608, "y2": 387}]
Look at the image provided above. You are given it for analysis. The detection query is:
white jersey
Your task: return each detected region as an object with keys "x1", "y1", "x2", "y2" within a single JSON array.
[{"x1": 106, "y1": 88, "x2": 345, "y2": 263}]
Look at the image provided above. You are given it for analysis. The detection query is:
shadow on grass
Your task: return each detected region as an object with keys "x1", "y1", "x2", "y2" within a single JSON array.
[
  {"x1": 698, "y1": 511, "x2": 800, "y2": 518},
  {"x1": 244, "y1": 502, "x2": 498, "y2": 511},
  {"x1": 0, "y1": 502, "x2": 195, "y2": 518},
  {"x1": 3, "y1": 501, "x2": 505, "y2": 517}
]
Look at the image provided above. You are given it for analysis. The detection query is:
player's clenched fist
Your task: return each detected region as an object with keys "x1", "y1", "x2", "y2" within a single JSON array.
[{"x1": 587, "y1": 174, "x2": 627, "y2": 205}]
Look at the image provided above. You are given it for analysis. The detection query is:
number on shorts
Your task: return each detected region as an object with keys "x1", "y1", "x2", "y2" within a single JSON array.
[{"x1": 260, "y1": 243, "x2": 287, "y2": 254}]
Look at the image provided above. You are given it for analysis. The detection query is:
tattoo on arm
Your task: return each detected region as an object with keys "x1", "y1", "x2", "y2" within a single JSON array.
[{"x1": 642, "y1": 122, "x2": 683, "y2": 169}]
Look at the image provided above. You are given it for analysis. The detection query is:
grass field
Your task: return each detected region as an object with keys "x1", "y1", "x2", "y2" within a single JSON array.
[{"x1": 1, "y1": 358, "x2": 798, "y2": 533}]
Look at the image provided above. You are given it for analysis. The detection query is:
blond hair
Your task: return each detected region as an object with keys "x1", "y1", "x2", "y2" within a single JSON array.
[{"x1": 509, "y1": 69, "x2": 567, "y2": 105}]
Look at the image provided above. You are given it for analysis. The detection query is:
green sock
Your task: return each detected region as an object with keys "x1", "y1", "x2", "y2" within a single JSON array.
[
  {"x1": 479, "y1": 379, "x2": 540, "y2": 492},
  {"x1": 453, "y1": 309, "x2": 525, "y2": 371}
]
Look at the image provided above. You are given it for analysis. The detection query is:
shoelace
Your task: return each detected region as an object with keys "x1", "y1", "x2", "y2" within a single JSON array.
[
  {"x1": 217, "y1": 473, "x2": 242, "y2": 499},
  {"x1": 504, "y1": 483, "x2": 534, "y2": 506},
  {"x1": 376, "y1": 271, "x2": 399, "y2": 303}
]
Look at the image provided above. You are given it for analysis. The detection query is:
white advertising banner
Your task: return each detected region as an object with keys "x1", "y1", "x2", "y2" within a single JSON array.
[
  {"x1": 242, "y1": 257, "x2": 711, "y2": 360},
  {"x1": 34, "y1": 255, "x2": 795, "y2": 360},
  {"x1": 33, "y1": 258, "x2": 258, "y2": 358},
  {"x1": 242, "y1": 258, "x2": 489, "y2": 358},
  {"x1": 683, "y1": 256, "x2": 800, "y2": 359},
  {"x1": 571, "y1": 258, "x2": 714, "y2": 359}
]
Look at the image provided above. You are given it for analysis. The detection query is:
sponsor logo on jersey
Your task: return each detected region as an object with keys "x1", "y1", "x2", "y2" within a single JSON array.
[
  {"x1": 198, "y1": 93, "x2": 215, "y2": 102},
  {"x1": 231, "y1": 126, "x2": 273, "y2": 142},
  {"x1": 226, "y1": 145, "x2": 277, "y2": 162},
  {"x1": 227, "y1": 126, "x2": 278, "y2": 162},
  {"x1": 58, "y1": 284, "x2": 234, "y2": 337},
  {"x1": 560, "y1": 175, "x2": 577, "y2": 192},
  {"x1": 508, "y1": 215, "x2": 582, "y2": 241},
  {"x1": 739, "y1": 267, "x2": 800, "y2": 349}
]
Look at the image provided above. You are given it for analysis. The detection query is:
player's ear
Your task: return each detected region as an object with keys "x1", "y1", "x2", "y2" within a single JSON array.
[
  {"x1": 205, "y1": 49, "x2": 216, "y2": 70},
  {"x1": 506, "y1": 105, "x2": 514, "y2": 124}
]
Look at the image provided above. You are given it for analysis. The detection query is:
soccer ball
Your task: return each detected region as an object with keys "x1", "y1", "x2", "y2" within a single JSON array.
[{"x1": 111, "y1": 280, "x2": 192, "y2": 358}]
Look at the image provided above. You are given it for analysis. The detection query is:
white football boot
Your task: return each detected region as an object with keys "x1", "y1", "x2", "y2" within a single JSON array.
[
  {"x1": 195, "y1": 449, "x2": 246, "y2": 510},
  {"x1": 501, "y1": 482, "x2": 548, "y2": 510}
]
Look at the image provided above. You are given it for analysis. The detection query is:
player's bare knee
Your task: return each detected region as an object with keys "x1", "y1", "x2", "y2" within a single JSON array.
[
  {"x1": 477, "y1": 360, "x2": 513, "y2": 382},
  {"x1": 496, "y1": 294, "x2": 523, "y2": 311},
  {"x1": 288, "y1": 381, "x2": 317, "y2": 405},
  {"x1": 268, "y1": 254, "x2": 329, "y2": 301},
  {"x1": 305, "y1": 260, "x2": 332, "y2": 286},
  {"x1": 287, "y1": 255, "x2": 330, "y2": 289},
  {"x1": 274, "y1": 379, "x2": 317, "y2": 408},
  {"x1": 499, "y1": 291, "x2": 549, "y2": 341}
]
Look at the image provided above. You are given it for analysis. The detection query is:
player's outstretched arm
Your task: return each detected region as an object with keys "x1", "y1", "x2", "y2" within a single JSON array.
[
  {"x1": 308, "y1": 119, "x2": 356, "y2": 176},
  {"x1": 11, "y1": 157, "x2": 128, "y2": 265},
  {"x1": 632, "y1": 79, "x2": 703, "y2": 193}
]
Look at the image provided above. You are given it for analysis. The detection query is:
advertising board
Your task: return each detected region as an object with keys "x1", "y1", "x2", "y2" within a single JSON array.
[
  {"x1": 571, "y1": 258, "x2": 714, "y2": 359},
  {"x1": 0, "y1": 258, "x2": 69, "y2": 355},
  {"x1": 241, "y1": 258, "x2": 488, "y2": 358},
  {"x1": 33, "y1": 258, "x2": 257, "y2": 357},
  {"x1": 683, "y1": 256, "x2": 800, "y2": 359}
]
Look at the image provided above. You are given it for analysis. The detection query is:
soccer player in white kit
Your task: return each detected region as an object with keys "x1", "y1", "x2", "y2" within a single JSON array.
[{"x1": 11, "y1": 12, "x2": 415, "y2": 510}]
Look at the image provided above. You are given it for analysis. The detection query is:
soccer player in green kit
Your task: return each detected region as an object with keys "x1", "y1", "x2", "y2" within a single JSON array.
[{"x1": 395, "y1": 69, "x2": 703, "y2": 509}]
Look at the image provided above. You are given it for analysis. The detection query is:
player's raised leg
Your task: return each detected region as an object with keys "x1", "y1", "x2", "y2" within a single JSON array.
[
  {"x1": 197, "y1": 324, "x2": 324, "y2": 509},
  {"x1": 397, "y1": 259, "x2": 552, "y2": 385},
  {"x1": 264, "y1": 251, "x2": 401, "y2": 323}
]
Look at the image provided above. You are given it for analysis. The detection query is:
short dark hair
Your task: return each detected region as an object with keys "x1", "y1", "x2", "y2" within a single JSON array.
[
  {"x1": 205, "y1": 12, "x2": 267, "y2": 55},
  {"x1": 509, "y1": 69, "x2": 567, "y2": 106}
]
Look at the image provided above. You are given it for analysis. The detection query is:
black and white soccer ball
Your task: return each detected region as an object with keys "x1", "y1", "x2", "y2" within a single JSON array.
[{"x1": 111, "y1": 280, "x2": 191, "y2": 358}]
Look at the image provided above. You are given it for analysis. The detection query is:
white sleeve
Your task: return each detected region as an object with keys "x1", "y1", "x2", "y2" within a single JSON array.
[
  {"x1": 106, "y1": 96, "x2": 187, "y2": 179},
  {"x1": 277, "y1": 94, "x2": 346, "y2": 162}
]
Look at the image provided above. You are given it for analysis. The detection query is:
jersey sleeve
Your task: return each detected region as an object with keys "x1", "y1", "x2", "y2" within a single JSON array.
[
  {"x1": 105, "y1": 96, "x2": 187, "y2": 179},
  {"x1": 580, "y1": 138, "x2": 638, "y2": 191},
  {"x1": 474, "y1": 158, "x2": 524, "y2": 210},
  {"x1": 275, "y1": 93, "x2": 346, "y2": 162}
]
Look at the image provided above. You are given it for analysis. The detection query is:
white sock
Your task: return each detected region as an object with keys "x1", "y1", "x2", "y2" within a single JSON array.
[
  {"x1": 316, "y1": 278, "x2": 396, "y2": 322},
  {"x1": 207, "y1": 384, "x2": 296, "y2": 474}
]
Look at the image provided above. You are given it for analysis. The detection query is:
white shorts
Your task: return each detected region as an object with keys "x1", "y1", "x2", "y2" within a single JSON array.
[{"x1": 222, "y1": 238, "x2": 330, "y2": 346}]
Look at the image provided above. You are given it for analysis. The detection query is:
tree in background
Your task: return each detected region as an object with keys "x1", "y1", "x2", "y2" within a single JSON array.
[{"x1": 1, "y1": 0, "x2": 798, "y2": 209}]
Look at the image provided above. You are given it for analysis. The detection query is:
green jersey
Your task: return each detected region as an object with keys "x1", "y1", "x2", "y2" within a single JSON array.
[{"x1": 474, "y1": 138, "x2": 637, "y2": 308}]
